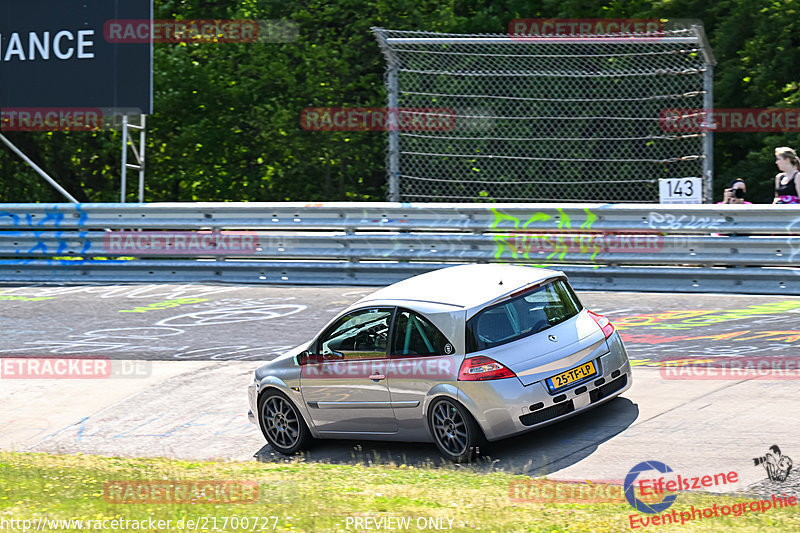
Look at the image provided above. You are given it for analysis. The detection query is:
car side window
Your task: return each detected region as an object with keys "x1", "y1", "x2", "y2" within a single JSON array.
[
  {"x1": 317, "y1": 308, "x2": 393, "y2": 360},
  {"x1": 391, "y1": 310, "x2": 453, "y2": 356}
]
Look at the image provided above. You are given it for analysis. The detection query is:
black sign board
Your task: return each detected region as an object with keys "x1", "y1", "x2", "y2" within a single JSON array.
[{"x1": 0, "y1": 0, "x2": 152, "y2": 113}]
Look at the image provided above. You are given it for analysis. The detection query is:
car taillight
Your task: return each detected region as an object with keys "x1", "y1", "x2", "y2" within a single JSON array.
[
  {"x1": 587, "y1": 310, "x2": 615, "y2": 338},
  {"x1": 458, "y1": 356, "x2": 516, "y2": 381}
]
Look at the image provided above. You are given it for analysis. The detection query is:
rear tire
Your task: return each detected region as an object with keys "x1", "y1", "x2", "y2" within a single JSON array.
[
  {"x1": 258, "y1": 389, "x2": 313, "y2": 455},
  {"x1": 428, "y1": 398, "x2": 484, "y2": 462}
]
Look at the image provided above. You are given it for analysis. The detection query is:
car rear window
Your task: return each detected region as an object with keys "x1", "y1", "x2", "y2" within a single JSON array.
[{"x1": 466, "y1": 279, "x2": 583, "y2": 352}]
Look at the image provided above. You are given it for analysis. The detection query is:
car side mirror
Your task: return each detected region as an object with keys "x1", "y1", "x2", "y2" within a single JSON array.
[
  {"x1": 296, "y1": 350, "x2": 313, "y2": 365},
  {"x1": 298, "y1": 350, "x2": 328, "y2": 365}
]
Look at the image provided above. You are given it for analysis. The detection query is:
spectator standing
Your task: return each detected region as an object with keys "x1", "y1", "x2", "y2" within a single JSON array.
[
  {"x1": 719, "y1": 177, "x2": 751, "y2": 204},
  {"x1": 773, "y1": 146, "x2": 800, "y2": 204}
]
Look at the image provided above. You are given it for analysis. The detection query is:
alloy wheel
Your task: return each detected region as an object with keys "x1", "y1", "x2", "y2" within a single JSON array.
[
  {"x1": 431, "y1": 400, "x2": 469, "y2": 457},
  {"x1": 262, "y1": 395, "x2": 301, "y2": 450}
]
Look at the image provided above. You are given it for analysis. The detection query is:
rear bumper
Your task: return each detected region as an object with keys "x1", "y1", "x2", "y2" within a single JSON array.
[{"x1": 457, "y1": 331, "x2": 632, "y2": 441}]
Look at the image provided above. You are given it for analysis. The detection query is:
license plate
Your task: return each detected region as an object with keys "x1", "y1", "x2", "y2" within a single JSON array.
[{"x1": 546, "y1": 361, "x2": 597, "y2": 392}]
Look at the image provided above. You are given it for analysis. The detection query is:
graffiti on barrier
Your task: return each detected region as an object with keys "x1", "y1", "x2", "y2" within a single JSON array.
[
  {"x1": 0, "y1": 206, "x2": 91, "y2": 261},
  {"x1": 490, "y1": 207, "x2": 602, "y2": 263},
  {"x1": 16, "y1": 230, "x2": 92, "y2": 257},
  {"x1": 646, "y1": 212, "x2": 725, "y2": 231},
  {"x1": 488, "y1": 207, "x2": 684, "y2": 265},
  {"x1": 0, "y1": 205, "x2": 88, "y2": 228}
]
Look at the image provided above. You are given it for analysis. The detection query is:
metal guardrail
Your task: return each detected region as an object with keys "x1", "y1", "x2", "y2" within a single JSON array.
[
  {"x1": 1, "y1": 202, "x2": 799, "y2": 294},
  {"x1": 0, "y1": 232, "x2": 798, "y2": 266}
]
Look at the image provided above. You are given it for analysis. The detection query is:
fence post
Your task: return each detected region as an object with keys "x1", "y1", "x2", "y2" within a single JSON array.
[
  {"x1": 702, "y1": 63, "x2": 714, "y2": 204},
  {"x1": 388, "y1": 66, "x2": 400, "y2": 202}
]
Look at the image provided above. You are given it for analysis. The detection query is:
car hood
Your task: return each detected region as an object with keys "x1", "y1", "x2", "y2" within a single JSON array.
[
  {"x1": 478, "y1": 310, "x2": 608, "y2": 386},
  {"x1": 254, "y1": 341, "x2": 310, "y2": 380}
]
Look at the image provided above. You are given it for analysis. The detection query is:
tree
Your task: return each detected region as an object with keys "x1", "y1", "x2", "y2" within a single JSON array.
[{"x1": 1, "y1": 0, "x2": 797, "y2": 203}]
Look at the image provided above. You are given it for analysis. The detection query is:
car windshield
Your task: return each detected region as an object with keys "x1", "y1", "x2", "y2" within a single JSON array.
[{"x1": 466, "y1": 279, "x2": 583, "y2": 352}]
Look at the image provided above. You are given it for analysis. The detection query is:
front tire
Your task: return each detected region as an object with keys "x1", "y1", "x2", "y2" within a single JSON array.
[
  {"x1": 428, "y1": 398, "x2": 484, "y2": 462},
  {"x1": 258, "y1": 389, "x2": 312, "y2": 455}
]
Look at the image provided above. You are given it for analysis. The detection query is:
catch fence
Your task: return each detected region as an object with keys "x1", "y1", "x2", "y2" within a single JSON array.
[{"x1": 372, "y1": 26, "x2": 714, "y2": 203}]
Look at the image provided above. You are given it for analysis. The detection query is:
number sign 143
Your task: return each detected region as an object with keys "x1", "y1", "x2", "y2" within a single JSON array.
[{"x1": 659, "y1": 177, "x2": 702, "y2": 204}]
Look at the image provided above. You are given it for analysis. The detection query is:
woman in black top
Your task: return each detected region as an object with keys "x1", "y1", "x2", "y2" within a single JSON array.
[{"x1": 774, "y1": 146, "x2": 800, "y2": 204}]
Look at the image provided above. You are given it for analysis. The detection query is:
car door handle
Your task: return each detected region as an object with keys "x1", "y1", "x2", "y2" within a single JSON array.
[{"x1": 368, "y1": 373, "x2": 386, "y2": 381}]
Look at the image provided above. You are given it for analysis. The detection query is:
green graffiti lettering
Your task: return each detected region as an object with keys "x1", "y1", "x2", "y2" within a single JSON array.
[
  {"x1": 556, "y1": 208, "x2": 571, "y2": 230},
  {"x1": 490, "y1": 207, "x2": 522, "y2": 229},
  {"x1": 522, "y1": 213, "x2": 551, "y2": 228},
  {"x1": 581, "y1": 208, "x2": 597, "y2": 230},
  {"x1": 491, "y1": 207, "x2": 599, "y2": 265},
  {"x1": 119, "y1": 298, "x2": 209, "y2": 314}
]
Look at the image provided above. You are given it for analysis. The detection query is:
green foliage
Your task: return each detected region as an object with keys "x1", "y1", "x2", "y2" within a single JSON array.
[{"x1": 0, "y1": 0, "x2": 797, "y2": 203}]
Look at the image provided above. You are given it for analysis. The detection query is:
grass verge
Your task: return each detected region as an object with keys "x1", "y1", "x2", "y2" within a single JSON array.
[{"x1": 0, "y1": 452, "x2": 798, "y2": 532}]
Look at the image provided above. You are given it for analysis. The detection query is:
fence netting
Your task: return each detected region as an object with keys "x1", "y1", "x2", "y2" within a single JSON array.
[{"x1": 373, "y1": 27, "x2": 710, "y2": 202}]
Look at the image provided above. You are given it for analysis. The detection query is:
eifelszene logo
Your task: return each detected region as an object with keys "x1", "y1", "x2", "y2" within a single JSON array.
[
  {"x1": 624, "y1": 461, "x2": 678, "y2": 514},
  {"x1": 624, "y1": 461, "x2": 740, "y2": 515}
]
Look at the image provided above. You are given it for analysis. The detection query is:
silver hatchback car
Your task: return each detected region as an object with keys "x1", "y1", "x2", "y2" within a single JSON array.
[{"x1": 248, "y1": 264, "x2": 632, "y2": 461}]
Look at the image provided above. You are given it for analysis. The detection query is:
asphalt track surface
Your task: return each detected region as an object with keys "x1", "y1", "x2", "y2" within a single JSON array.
[{"x1": 1, "y1": 283, "x2": 799, "y2": 496}]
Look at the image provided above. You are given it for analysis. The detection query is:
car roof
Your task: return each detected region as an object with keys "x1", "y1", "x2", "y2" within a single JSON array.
[{"x1": 353, "y1": 264, "x2": 565, "y2": 310}]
